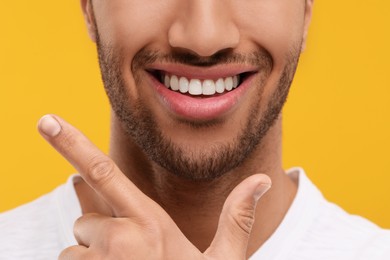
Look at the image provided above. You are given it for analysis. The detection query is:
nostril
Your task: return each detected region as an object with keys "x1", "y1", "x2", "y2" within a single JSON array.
[{"x1": 168, "y1": 15, "x2": 240, "y2": 58}]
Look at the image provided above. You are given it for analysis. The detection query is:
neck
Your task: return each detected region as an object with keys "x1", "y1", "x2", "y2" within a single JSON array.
[{"x1": 75, "y1": 114, "x2": 297, "y2": 256}]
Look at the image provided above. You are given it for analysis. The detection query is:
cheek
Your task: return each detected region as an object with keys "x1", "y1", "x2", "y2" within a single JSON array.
[
  {"x1": 233, "y1": 1, "x2": 305, "y2": 106},
  {"x1": 94, "y1": 0, "x2": 181, "y2": 100},
  {"x1": 235, "y1": 1, "x2": 305, "y2": 70},
  {"x1": 94, "y1": 0, "x2": 178, "y2": 63}
]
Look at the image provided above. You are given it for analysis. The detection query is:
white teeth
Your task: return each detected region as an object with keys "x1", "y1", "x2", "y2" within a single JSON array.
[
  {"x1": 202, "y1": 80, "x2": 216, "y2": 95},
  {"x1": 179, "y1": 77, "x2": 189, "y2": 93},
  {"x1": 162, "y1": 74, "x2": 241, "y2": 95},
  {"x1": 170, "y1": 75, "x2": 179, "y2": 91},
  {"x1": 188, "y1": 79, "x2": 202, "y2": 95},
  {"x1": 215, "y1": 78, "x2": 225, "y2": 94},
  {"x1": 164, "y1": 75, "x2": 170, "y2": 88},
  {"x1": 224, "y1": 77, "x2": 233, "y2": 91},
  {"x1": 233, "y1": 75, "x2": 239, "y2": 89}
]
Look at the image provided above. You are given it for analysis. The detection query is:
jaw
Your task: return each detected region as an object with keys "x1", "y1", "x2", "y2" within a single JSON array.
[{"x1": 99, "y1": 41, "x2": 299, "y2": 180}]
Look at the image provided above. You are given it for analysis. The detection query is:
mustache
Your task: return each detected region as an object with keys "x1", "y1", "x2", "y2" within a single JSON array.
[{"x1": 132, "y1": 48, "x2": 273, "y2": 70}]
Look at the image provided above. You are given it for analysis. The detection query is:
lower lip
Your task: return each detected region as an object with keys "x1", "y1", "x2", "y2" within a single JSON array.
[{"x1": 147, "y1": 73, "x2": 255, "y2": 121}]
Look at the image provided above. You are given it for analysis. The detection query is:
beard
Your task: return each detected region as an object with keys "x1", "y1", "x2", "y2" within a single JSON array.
[{"x1": 96, "y1": 34, "x2": 301, "y2": 181}]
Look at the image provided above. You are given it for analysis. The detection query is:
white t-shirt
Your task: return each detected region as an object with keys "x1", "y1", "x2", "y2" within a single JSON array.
[{"x1": 1, "y1": 168, "x2": 389, "y2": 260}]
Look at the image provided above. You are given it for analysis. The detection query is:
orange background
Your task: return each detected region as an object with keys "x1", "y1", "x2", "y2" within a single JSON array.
[{"x1": 1, "y1": 1, "x2": 389, "y2": 228}]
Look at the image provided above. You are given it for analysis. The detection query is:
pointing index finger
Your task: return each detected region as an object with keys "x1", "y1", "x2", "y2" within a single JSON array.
[{"x1": 38, "y1": 114, "x2": 152, "y2": 218}]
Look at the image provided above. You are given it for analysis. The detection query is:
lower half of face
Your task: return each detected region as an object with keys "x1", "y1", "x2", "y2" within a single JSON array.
[{"x1": 97, "y1": 40, "x2": 301, "y2": 180}]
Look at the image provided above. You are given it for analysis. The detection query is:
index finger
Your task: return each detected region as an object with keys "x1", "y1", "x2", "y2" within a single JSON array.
[{"x1": 37, "y1": 114, "x2": 154, "y2": 218}]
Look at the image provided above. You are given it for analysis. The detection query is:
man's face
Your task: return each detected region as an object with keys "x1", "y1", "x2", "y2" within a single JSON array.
[{"x1": 83, "y1": 0, "x2": 312, "y2": 180}]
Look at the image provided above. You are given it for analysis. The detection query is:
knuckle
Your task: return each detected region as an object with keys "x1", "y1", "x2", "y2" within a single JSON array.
[
  {"x1": 145, "y1": 221, "x2": 164, "y2": 241},
  {"x1": 73, "y1": 217, "x2": 83, "y2": 238},
  {"x1": 73, "y1": 215, "x2": 85, "y2": 228},
  {"x1": 139, "y1": 221, "x2": 165, "y2": 252},
  {"x1": 129, "y1": 218, "x2": 165, "y2": 248},
  {"x1": 58, "y1": 247, "x2": 72, "y2": 259},
  {"x1": 99, "y1": 219, "x2": 167, "y2": 257},
  {"x1": 105, "y1": 223, "x2": 125, "y2": 242},
  {"x1": 86, "y1": 155, "x2": 116, "y2": 185},
  {"x1": 74, "y1": 213, "x2": 98, "y2": 229},
  {"x1": 102, "y1": 220, "x2": 132, "y2": 249},
  {"x1": 58, "y1": 246, "x2": 81, "y2": 259},
  {"x1": 227, "y1": 204, "x2": 256, "y2": 235}
]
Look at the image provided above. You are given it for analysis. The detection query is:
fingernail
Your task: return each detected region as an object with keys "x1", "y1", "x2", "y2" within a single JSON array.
[
  {"x1": 254, "y1": 183, "x2": 271, "y2": 201},
  {"x1": 38, "y1": 115, "x2": 61, "y2": 137}
]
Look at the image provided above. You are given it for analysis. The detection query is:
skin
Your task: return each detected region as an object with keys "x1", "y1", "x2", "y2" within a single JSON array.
[{"x1": 38, "y1": 0, "x2": 314, "y2": 258}]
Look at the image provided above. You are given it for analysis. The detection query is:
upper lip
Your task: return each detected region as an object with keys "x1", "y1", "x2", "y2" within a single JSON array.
[{"x1": 146, "y1": 63, "x2": 258, "y2": 80}]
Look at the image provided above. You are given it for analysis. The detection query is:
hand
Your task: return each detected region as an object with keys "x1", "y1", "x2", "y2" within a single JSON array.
[{"x1": 38, "y1": 114, "x2": 272, "y2": 260}]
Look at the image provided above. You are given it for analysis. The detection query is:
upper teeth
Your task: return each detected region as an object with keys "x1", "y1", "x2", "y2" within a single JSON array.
[{"x1": 163, "y1": 74, "x2": 240, "y2": 96}]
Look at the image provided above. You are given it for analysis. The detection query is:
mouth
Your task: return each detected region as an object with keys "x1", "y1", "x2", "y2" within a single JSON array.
[
  {"x1": 147, "y1": 70, "x2": 254, "y2": 97},
  {"x1": 145, "y1": 64, "x2": 258, "y2": 121}
]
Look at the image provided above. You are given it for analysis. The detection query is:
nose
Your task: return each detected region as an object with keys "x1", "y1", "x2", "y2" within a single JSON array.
[{"x1": 168, "y1": 1, "x2": 240, "y2": 57}]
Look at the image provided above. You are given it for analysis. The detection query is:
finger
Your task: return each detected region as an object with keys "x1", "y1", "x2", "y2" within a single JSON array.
[
  {"x1": 58, "y1": 245, "x2": 91, "y2": 260},
  {"x1": 74, "y1": 213, "x2": 106, "y2": 247},
  {"x1": 37, "y1": 114, "x2": 154, "y2": 217},
  {"x1": 74, "y1": 213, "x2": 142, "y2": 257},
  {"x1": 73, "y1": 213, "x2": 137, "y2": 248},
  {"x1": 205, "y1": 174, "x2": 271, "y2": 259}
]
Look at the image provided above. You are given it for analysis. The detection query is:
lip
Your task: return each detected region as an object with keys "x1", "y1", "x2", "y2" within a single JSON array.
[
  {"x1": 148, "y1": 63, "x2": 258, "y2": 80},
  {"x1": 145, "y1": 65, "x2": 257, "y2": 121}
]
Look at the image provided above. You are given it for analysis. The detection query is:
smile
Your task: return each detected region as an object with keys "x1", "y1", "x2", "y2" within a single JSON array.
[
  {"x1": 146, "y1": 64, "x2": 258, "y2": 121},
  {"x1": 160, "y1": 73, "x2": 240, "y2": 96}
]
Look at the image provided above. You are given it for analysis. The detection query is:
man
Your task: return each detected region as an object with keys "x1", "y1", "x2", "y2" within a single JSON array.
[{"x1": 1, "y1": 0, "x2": 389, "y2": 259}]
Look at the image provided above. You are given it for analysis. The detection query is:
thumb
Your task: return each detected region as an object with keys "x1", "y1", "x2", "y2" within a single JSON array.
[{"x1": 205, "y1": 174, "x2": 271, "y2": 259}]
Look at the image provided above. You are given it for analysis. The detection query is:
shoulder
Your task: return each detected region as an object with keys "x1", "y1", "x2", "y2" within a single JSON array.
[
  {"x1": 297, "y1": 167, "x2": 390, "y2": 260},
  {"x1": 253, "y1": 168, "x2": 390, "y2": 260},
  {"x1": 0, "y1": 189, "x2": 62, "y2": 259},
  {"x1": 0, "y1": 176, "x2": 81, "y2": 259},
  {"x1": 301, "y1": 200, "x2": 390, "y2": 260}
]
